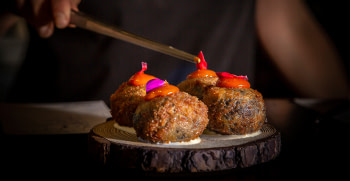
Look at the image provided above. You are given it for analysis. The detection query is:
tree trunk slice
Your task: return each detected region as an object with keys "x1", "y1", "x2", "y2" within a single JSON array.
[{"x1": 88, "y1": 120, "x2": 281, "y2": 173}]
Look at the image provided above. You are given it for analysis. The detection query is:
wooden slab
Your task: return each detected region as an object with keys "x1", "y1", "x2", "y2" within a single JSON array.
[{"x1": 88, "y1": 120, "x2": 281, "y2": 173}]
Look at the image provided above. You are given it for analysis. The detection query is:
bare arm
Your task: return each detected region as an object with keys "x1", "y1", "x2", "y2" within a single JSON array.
[{"x1": 256, "y1": 0, "x2": 349, "y2": 98}]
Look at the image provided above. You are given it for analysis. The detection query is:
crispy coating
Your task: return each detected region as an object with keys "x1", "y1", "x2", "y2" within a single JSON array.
[
  {"x1": 110, "y1": 82, "x2": 146, "y2": 127},
  {"x1": 133, "y1": 91, "x2": 209, "y2": 143},
  {"x1": 202, "y1": 87, "x2": 266, "y2": 135},
  {"x1": 177, "y1": 77, "x2": 218, "y2": 100}
]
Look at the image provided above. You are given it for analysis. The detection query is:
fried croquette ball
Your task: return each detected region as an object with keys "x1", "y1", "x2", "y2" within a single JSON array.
[
  {"x1": 202, "y1": 87, "x2": 266, "y2": 135},
  {"x1": 177, "y1": 51, "x2": 218, "y2": 100},
  {"x1": 133, "y1": 91, "x2": 209, "y2": 144},
  {"x1": 177, "y1": 77, "x2": 218, "y2": 100},
  {"x1": 110, "y1": 62, "x2": 156, "y2": 127},
  {"x1": 110, "y1": 82, "x2": 147, "y2": 127}
]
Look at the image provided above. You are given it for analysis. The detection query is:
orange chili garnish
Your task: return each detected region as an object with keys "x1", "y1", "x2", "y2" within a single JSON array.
[
  {"x1": 187, "y1": 69, "x2": 217, "y2": 79},
  {"x1": 128, "y1": 62, "x2": 157, "y2": 86},
  {"x1": 216, "y1": 77, "x2": 250, "y2": 88},
  {"x1": 145, "y1": 84, "x2": 179, "y2": 100}
]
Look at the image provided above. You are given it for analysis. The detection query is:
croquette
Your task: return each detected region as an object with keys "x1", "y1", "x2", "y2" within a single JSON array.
[
  {"x1": 110, "y1": 82, "x2": 147, "y2": 127},
  {"x1": 133, "y1": 91, "x2": 209, "y2": 144},
  {"x1": 177, "y1": 77, "x2": 218, "y2": 100},
  {"x1": 202, "y1": 86, "x2": 266, "y2": 135}
]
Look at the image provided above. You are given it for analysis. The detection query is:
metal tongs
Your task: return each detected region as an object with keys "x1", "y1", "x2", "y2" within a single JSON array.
[{"x1": 70, "y1": 10, "x2": 200, "y2": 64}]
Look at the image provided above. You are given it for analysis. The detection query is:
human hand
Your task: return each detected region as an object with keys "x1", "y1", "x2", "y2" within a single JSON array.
[{"x1": 15, "y1": 0, "x2": 81, "y2": 38}]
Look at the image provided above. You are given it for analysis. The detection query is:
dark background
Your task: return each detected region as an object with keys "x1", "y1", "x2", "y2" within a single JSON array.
[
  {"x1": 0, "y1": 1, "x2": 348, "y2": 101},
  {"x1": 255, "y1": 0, "x2": 349, "y2": 98}
]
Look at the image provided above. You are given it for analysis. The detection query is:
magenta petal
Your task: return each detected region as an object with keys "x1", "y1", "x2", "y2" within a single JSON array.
[{"x1": 146, "y1": 79, "x2": 165, "y2": 93}]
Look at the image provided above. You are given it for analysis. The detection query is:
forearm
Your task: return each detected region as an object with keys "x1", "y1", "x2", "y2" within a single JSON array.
[{"x1": 256, "y1": 0, "x2": 349, "y2": 98}]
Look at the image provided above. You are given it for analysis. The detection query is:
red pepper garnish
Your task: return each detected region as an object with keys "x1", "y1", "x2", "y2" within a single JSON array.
[
  {"x1": 196, "y1": 51, "x2": 207, "y2": 70},
  {"x1": 216, "y1": 72, "x2": 250, "y2": 88},
  {"x1": 187, "y1": 51, "x2": 217, "y2": 79},
  {"x1": 216, "y1": 72, "x2": 248, "y2": 81}
]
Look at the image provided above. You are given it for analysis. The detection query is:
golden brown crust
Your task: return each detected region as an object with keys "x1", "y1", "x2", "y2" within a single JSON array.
[
  {"x1": 133, "y1": 91, "x2": 209, "y2": 143},
  {"x1": 110, "y1": 82, "x2": 146, "y2": 127},
  {"x1": 177, "y1": 77, "x2": 218, "y2": 100},
  {"x1": 202, "y1": 87, "x2": 266, "y2": 135}
]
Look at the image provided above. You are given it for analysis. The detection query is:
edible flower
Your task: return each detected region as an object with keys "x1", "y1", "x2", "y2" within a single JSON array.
[{"x1": 146, "y1": 79, "x2": 166, "y2": 93}]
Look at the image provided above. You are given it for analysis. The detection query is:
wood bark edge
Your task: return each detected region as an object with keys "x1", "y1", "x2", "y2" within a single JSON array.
[{"x1": 87, "y1": 127, "x2": 281, "y2": 173}]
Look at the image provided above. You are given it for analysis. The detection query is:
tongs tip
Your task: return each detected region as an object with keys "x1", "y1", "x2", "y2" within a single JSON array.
[{"x1": 194, "y1": 57, "x2": 201, "y2": 64}]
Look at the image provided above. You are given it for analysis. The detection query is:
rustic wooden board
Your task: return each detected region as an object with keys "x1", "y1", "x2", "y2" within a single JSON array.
[{"x1": 88, "y1": 120, "x2": 281, "y2": 173}]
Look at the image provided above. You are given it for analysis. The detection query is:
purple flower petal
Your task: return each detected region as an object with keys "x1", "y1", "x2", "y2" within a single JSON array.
[{"x1": 146, "y1": 79, "x2": 166, "y2": 93}]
